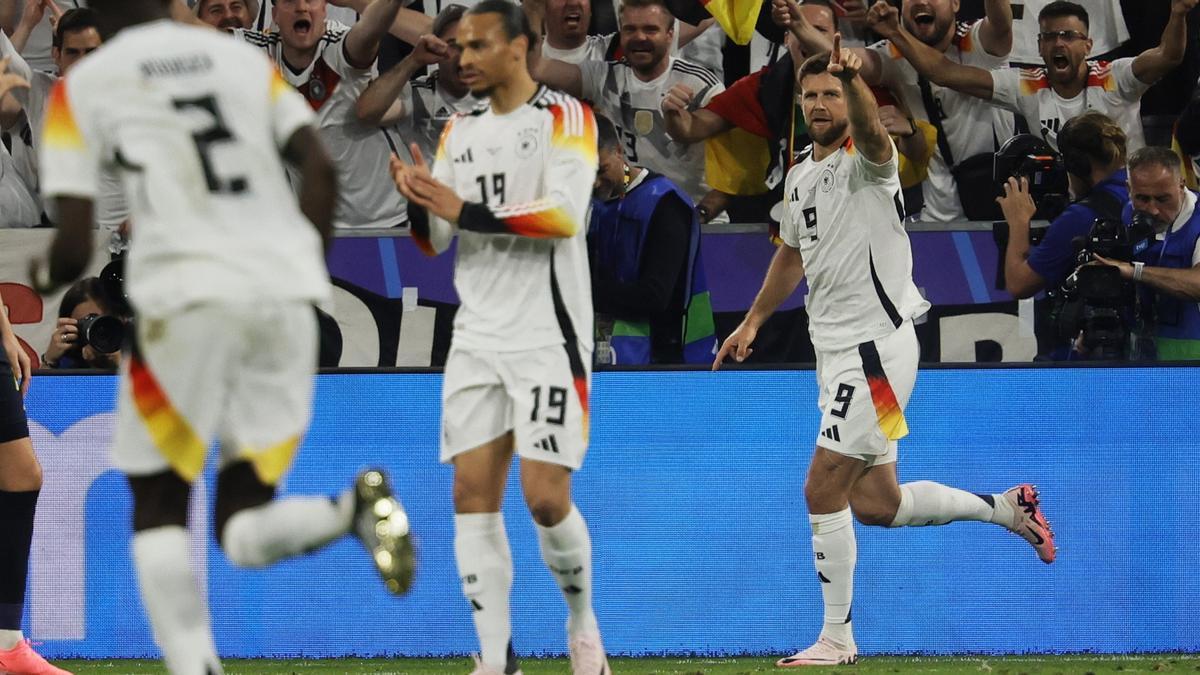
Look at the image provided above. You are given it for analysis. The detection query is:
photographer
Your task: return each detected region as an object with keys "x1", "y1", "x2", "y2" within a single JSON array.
[
  {"x1": 41, "y1": 277, "x2": 125, "y2": 370},
  {"x1": 1094, "y1": 147, "x2": 1200, "y2": 361},
  {"x1": 997, "y1": 112, "x2": 1129, "y2": 299}
]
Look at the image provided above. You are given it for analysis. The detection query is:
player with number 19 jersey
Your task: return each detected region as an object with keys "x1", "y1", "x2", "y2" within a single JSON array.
[{"x1": 39, "y1": 21, "x2": 330, "y2": 318}]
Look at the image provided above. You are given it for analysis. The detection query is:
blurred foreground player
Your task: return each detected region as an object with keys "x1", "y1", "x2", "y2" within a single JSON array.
[
  {"x1": 390, "y1": 2, "x2": 607, "y2": 672},
  {"x1": 714, "y1": 39, "x2": 1056, "y2": 667},
  {"x1": 31, "y1": 1, "x2": 413, "y2": 672}
]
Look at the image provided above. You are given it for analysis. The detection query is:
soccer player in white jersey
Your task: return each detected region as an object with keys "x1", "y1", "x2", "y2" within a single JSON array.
[
  {"x1": 389, "y1": 2, "x2": 607, "y2": 673},
  {"x1": 714, "y1": 38, "x2": 1056, "y2": 667},
  {"x1": 868, "y1": 0, "x2": 1196, "y2": 153},
  {"x1": 32, "y1": 1, "x2": 414, "y2": 672}
]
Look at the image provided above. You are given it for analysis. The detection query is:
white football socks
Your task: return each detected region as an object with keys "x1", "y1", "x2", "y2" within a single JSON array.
[
  {"x1": 455, "y1": 512, "x2": 514, "y2": 673},
  {"x1": 810, "y1": 508, "x2": 855, "y2": 647},
  {"x1": 0, "y1": 629, "x2": 21, "y2": 650},
  {"x1": 132, "y1": 526, "x2": 223, "y2": 675},
  {"x1": 890, "y1": 481, "x2": 1003, "y2": 527},
  {"x1": 220, "y1": 495, "x2": 353, "y2": 568},
  {"x1": 536, "y1": 504, "x2": 599, "y2": 637}
]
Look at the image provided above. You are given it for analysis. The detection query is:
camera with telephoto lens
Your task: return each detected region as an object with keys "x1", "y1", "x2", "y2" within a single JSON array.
[
  {"x1": 993, "y1": 134, "x2": 1070, "y2": 221},
  {"x1": 1050, "y1": 213, "x2": 1156, "y2": 359},
  {"x1": 75, "y1": 313, "x2": 125, "y2": 354}
]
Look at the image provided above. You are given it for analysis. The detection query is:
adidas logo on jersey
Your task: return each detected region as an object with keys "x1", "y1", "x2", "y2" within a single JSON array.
[
  {"x1": 820, "y1": 425, "x2": 841, "y2": 442},
  {"x1": 453, "y1": 149, "x2": 474, "y2": 164}
]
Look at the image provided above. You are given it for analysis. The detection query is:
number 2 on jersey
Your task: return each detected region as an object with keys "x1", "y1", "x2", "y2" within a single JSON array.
[{"x1": 172, "y1": 95, "x2": 248, "y2": 195}]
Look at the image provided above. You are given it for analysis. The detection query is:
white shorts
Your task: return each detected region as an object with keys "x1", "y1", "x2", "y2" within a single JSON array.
[
  {"x1": 113, "y1": 301, "x2": 317, "y2": 485},
  {"x1": 814, "y1": 321, "x2": 918, "y2": 466},
  {"x1": 440, "y1": 343, "x2": 591, "y2": 470}
]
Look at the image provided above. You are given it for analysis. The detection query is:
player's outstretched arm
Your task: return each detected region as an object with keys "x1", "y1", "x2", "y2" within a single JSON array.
[
  {"x1": 713, "y1": 243, "x2": 804, "y2": 370},
  {"x1": 344, "y1": 0, "x2": 406, "y2": 70},
  {"x1": 1132, "y1": 0, "x2": 1197, "y2": 85},
  {"x1": 867, "y1": 1, "x2": 994, "y2": 100},
  {"x1": 283, "y1": 125, "x2": 338, "y2": 250},
  {"x1": 829, "y1": 35, "x2": 892, "y2": 165},
  {"x1": 456, "y1": 101, "x2": 597, "y2": 238}
]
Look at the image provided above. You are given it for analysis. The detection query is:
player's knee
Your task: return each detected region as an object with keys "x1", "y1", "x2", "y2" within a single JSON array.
[
  {"x1": 214, "y1": 461, "x2": 275, "y2": 557},
  {"x1": 453, "y1": 473, "x2": 499, "y2": 513},
  {"x1": 0, "y1": 438, "x2": 42, "y2": 491},
  {"x1": 524, "y1": 494, "x2": 569, "y2": 527},
  {"x1": 127, "y1": 470, "x2": 190, "y2": 532},
  {"x1": 852, "y1": 504, "x2": 897, "y2": 527}
]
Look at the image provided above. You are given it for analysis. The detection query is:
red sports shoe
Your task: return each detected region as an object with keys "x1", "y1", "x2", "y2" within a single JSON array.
[
  {"x1": 0, "y1": 639, "x2": 72, "y2": 675},
  {"x1": 1002, "y1": 484, "x2": 1056, "y2": 564}
]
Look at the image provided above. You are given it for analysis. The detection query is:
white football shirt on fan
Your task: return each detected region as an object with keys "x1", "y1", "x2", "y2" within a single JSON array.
[
  {"x1": 542, "y1": 34, "x2": 615, "y2": 64},
  {"x1": 40, "y1": 20, "x2": 330, "y2": 316},
  {"x1": 1008, "y1": 0, "x2": 1128, "y2": 63},
  {"x1": 419, "y1": 87, "x2": 596, "y2": 353},
  {"x1": 1, "y1": 29, "x2": 130, "y2": 228},
  {"x1": 780, "y1": 139, "x2": 930, "y2": 351},
  {"x1": 400, "y1": 72, "x2": 480, "y2": 163},
  {"x1": 238, "y1": 21, "x2": 408, "y2": 228},
  {"x1": 991, "y1": 58, "x2": 1149, "y2": 152},
  {"x1": 579, "y1": 56, "x2": 723, "y2": 203},
  {"x1": 869, "y1": 20, "x2": 1015, "y2": 222}
]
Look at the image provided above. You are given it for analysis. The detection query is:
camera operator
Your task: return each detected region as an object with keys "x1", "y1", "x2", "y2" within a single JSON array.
[
  {"x1": 41, "y1": 277, "x2": 125, "y2": 371},
  {"x1": 997, "y1": 111, "x2": 1129, "y2": 299},
  {"x1": 1093, "y1": 147, "x2": 1200, "y2": 361}
]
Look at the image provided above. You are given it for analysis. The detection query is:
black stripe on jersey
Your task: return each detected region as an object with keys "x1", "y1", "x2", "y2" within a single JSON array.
[
  {"x1": 380, "y1": 127, "x2": 401, "y2": 156},
  {"x1": 671, "y1": 60, "x2": 720, "y2": 87},
  {"x1": 548, "y1": 251, "x2": 588, "y2": 392},
  {"x1": 868, "y1": 249, "x2": 903, "y2": 329},
  {"x1": 241, "y1": 31, "x2": 277, "y2": 47},
  {"x1": 533, "y1": 86, "x2": 580, "y2": 111}
]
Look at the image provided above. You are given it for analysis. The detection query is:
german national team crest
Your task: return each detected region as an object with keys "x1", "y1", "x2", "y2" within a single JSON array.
[
  {"x1": 517, "y1": 128, "x2": 539, "y2": 158},
  {"x1": 633, "y1": 109, "x2": 654, "y2": 135},
  {"x1": 820, "y1": 168, "x2": 836, "y2": 193}
]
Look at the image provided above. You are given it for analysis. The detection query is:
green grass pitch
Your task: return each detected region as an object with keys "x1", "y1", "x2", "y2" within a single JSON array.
[{"x1": 54, "y1": 655, "x2": 1200, "y2": 674}]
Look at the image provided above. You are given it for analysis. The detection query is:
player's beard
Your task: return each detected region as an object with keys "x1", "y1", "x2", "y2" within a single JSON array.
[{"x1": 808, "y1": 118, "x2": 849, "y2": 147}]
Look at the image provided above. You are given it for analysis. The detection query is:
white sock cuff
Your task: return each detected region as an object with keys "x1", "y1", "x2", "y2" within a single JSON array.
[
  {"x1": 133, "y1": 525, "x2": 189, "y2": 557},
  {"x1": 891, "y1": 484, "x2": 915, "y2": 527},
  {"x1": 455, "y1": 511, "x2": 505, "y2": 537},
  {"x1": 535, "y1": 504, "x2": 585, "y2": 547},
  {"x1": 809, "y1": 507, "x2": 853, "y2": 534}
]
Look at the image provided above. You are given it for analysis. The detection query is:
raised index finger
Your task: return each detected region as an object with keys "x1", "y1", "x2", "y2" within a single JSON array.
[{"x1": 832, "y1": 33, "x2": 842, "y2": 61}]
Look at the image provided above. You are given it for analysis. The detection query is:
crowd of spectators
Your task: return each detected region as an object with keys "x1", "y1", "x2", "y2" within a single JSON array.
[{"x1": 1, "y1": 0, "x2": 1199, "y2": 362}]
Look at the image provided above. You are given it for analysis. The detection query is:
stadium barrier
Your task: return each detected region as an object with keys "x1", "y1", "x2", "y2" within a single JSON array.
[
  {"x1": 25, "y1": 365, "x2": 1200, "y2": 658},
  {"x1": 0, "y1": 223, "x2": 1053, "y2": 369}
]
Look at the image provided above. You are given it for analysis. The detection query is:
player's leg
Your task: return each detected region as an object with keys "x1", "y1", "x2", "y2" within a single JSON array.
[
  {"x1": 846, "y1": 324, "x2": 1054, "y2": 563},
  {"x1": 114, "y1": 307, "x2": 232, "y2": 675},
  {"x1": 508, "y1": 345, "x2": 607, "y2": 675},
  {"x1": 453, "y1": 434, "x2": 519, "y2": 675},
  {"x1": 0, "y1": 396, "x2": 71, "y2": 675},
  {"x1": 443, "y1": 348, "x2": 520, "y2": 675},
  {"x1": 214, "y1": 303, "x2": 412, "y2": 591}
]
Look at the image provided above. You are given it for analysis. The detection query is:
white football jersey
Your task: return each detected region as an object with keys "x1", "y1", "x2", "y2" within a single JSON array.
[
  {"x1": 991, "y1": 58, "x2": 1149, "y2": 152},
  {"x1": 780, "y1": 140, "x2": 930, "y2": 352},
  {"x1": 40, "y1": 20, "x2": 330, "y2": 316},
  {"x1": 420, "y1": 87, "x2": 596, "y2": 353},
  {"x1": 580, "y1": 57, "x2": 723, "y2": 203},
  {"x1": 869, "y1": 20, "x2": 1015, "y2": 222},
  {"x1": 400, "y1": 72, "x2": 480, "y2": 166},
  {"x1": 542, "y1": 34, "x2": 616, "y2": 65},
  {"x1": 238, "y1": 21, "x2": 408, "y2": 228}
]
